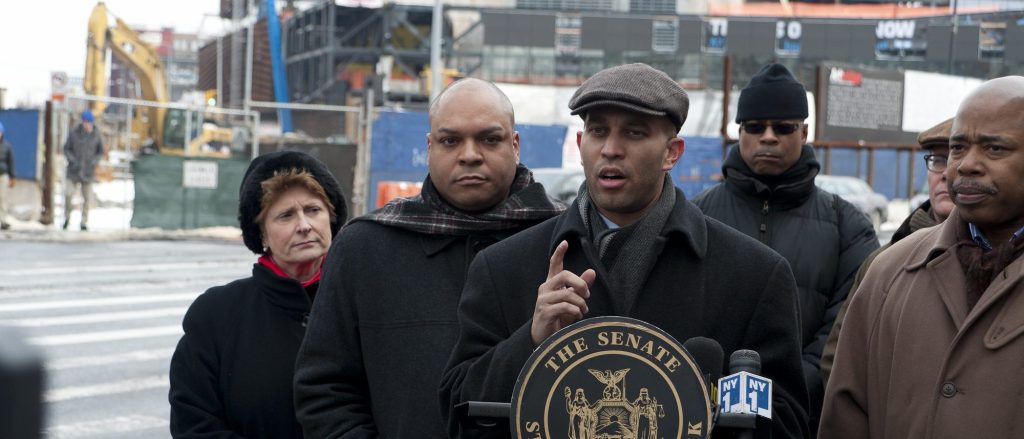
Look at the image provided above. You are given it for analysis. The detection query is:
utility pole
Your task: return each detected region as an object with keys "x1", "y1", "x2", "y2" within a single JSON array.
[
  {"x1": 947, "y1": 0, "x2": 959, "y2": 74},
  {"x1": 430, "y1": 0, "x2": 443, "y2": 103},
  {"x1": 230, "y1": 0, "x2": 244, "y2": 109}
]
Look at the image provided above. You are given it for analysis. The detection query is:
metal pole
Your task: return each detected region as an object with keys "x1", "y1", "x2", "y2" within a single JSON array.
[
  {"x1": 252, "y1": 112, "x2": 261, "y2": 159},
  {"x1": 230, "y1": 0, "x2": 244, "y2": 109},
  {"x1": 720, "y1": 55, "x2": 733, "y2": 157},
  {"x1": 41, "y1": 101, "x2": 54, "y2": 226},
  {"x1": 248, "y1": 100, "x2": 360, "y2": 112},
  {"x1": 184, "y1": 109, "x2": 193, "y2": 156},
  {"x1": 124, "y1": 104, "x2": 132, "y2": 154},
  {"x1": 217, "y1": 37, "x2": 224, "y2": 108},
  {"x1": 947, "y1": 0, "x2": 959, "y2": 74},
  {"x1": 244, "y1": 19, "x2": 255, "y2": 114},
  {"x1": 430, "y1": 0, "x2": 444, "y2": 102},
  {"x1": 351, "y1": 89, "x2": 374, "y2": 217}
]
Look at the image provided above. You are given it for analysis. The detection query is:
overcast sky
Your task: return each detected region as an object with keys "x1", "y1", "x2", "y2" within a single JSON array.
[{"x1": 1, "y1": 0, "x2": 226, "y2": 107}]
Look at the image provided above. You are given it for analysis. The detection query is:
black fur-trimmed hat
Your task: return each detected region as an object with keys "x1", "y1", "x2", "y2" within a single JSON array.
[
  {"x1": 238, "y1": 150, "x2": 348, "y2": 254},
  {"x1": 736, "y1": 63, "x2": 808, "y2": 123}
]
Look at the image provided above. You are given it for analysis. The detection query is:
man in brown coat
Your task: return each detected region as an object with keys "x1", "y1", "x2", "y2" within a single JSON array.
[
  {"x1": 819, "y1": 117, "x2": 955, "y2": 384},
  {"x1": 819, "y1": 76, "x2": 1024, "y2": 438}
]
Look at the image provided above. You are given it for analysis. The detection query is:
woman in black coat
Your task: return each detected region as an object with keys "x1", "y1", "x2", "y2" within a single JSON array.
[{"x1": 169, "y1": 151, "x2": 347, "y2": 438}]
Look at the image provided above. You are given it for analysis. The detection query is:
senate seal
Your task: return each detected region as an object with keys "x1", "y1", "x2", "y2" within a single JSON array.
[{"x1": 511, "y1": 317, "x2": 712, "y2": 439}]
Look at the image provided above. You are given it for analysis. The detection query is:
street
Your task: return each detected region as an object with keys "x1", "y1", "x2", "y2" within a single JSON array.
[
  {"x1": 0, "y1": 240, "x2": 251, "y2": 439},
  {"x1": 0, "y1": 213, "x2": 897, "y2": 439}
]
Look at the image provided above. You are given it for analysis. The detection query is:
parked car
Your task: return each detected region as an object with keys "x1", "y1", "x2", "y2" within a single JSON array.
[
  {"x1": 815, "y1": 174, "x2": 889, "y2": 230},
  {"x1": 908, "y1": 180, "x2": 929, "y2": 213},
  {"x1": 531, "y1": 167, "x2": 586, "y2": 204}
]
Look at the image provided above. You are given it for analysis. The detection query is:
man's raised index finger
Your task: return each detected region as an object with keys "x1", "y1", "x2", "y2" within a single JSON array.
[{"x1": 547, "y1": 240, "x2": 569, "y2": 280}]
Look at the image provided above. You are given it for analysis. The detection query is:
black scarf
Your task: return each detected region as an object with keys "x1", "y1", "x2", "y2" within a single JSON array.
[
  {"x1": 355, "y1": 164, "x2": 565, "y2": 236},
  {"x1": 577, "y1": 174, "x2": 676, "y2": 315},
  {"x1": 722, "y1": 144, "x2": 820, "y2": 209}
]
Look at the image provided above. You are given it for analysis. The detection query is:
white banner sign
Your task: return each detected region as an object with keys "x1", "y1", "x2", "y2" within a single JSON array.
[{"x1": 182, "y1": 161, "x2": 218, "y2": 189}]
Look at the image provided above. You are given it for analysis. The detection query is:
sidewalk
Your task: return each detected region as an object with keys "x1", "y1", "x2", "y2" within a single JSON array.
[{"x1": 1, "y1": 179, "x2": 242, "y2": 243}]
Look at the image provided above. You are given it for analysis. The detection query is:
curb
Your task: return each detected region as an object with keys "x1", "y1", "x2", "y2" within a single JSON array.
[{"x1": 0, "y1": 226, "x2": 243, "y2": 243}]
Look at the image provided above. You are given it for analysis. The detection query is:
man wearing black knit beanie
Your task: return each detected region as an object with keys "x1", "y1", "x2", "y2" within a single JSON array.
[{"x1": 694, "y1": 63, "x2": 879, "y2": 436}]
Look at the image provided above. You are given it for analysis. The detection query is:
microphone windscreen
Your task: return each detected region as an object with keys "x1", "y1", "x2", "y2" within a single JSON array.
[
  {"x1": 729, "y1": 349, "x2": 761, "y2": 375},
  {"x1": 684, "y1": 336, "x2": 724, "y2": 382}
]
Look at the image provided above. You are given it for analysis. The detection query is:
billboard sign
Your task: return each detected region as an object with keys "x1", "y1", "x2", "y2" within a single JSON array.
[{"x1": 816, "y1": 63, "x2": 917, "y2": 143}]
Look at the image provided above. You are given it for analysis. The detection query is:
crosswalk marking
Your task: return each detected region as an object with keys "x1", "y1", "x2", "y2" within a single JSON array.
[
  {"x1": 47, "y1": 348, "x2": 175, "y2": 371},
  {"x1": 45, "y1": 374, "x2": 169, "y2": 402},
  {"x1": 0, "y1": 292, "x2": 199, "y2": 312},
  {"x1": 0, "y1": 307, "x2": 187, "y2": 327},
  {"x1": 29, "y1": 325, "x2": 183, "y2": 346},
  {"x1": 0, "y1": 260, "x2": 250, "y2": 277},
  {"x1": 46, "y1": 415, "x2": 169, "y2": 439},
  {"x1": 1, "y1": 240, "x2": 257, "y2": 439},
  {"x1": 0, "y1": 277, "x2": 232, "y2": 300}
]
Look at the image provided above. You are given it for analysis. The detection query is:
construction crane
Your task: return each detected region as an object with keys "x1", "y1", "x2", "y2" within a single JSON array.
[{"x1": 84, "y1": 2, "x2": 247, "y2": 157}]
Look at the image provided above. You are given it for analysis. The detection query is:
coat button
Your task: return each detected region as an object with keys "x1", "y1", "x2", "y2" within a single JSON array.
[{"x1": 941, "y1": 382, "x2": 956, "y2": 398}]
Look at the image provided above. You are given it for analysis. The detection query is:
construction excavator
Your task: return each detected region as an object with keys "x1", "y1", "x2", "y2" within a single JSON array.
[{"x1": 84, "y1": 2, "x2": 248, "y2": 158}]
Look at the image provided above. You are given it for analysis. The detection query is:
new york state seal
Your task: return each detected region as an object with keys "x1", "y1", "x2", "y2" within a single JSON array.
[{"x1": 511, "y1": 317, "x2": 712, "y2": 439}]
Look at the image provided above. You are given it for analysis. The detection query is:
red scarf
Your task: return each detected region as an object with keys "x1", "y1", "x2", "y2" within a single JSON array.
[{"x1": 258, "y1": 255, "x2": 323, "y2": 287}]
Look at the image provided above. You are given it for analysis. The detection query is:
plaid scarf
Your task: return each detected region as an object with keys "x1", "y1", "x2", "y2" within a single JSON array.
[{"x1": 355, "y1": 164, "x2": 566, "y2": 235}]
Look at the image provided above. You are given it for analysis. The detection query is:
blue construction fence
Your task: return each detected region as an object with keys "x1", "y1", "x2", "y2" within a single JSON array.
[
  {"x1": 369, "y1": 111, "x2": 567, "y2": 205},
  {"x1": 818, "y1": 147, "x2": 929, "y2": 200},
  {"x1": 367, "y1": 111, "x2": 929, "y2": 205},
  {"x1": 675, "y1": 143, "x2": 930, "y2": 201},
  {"x1": 0, "y1": 109, "x2": 41, "y2": 180}
]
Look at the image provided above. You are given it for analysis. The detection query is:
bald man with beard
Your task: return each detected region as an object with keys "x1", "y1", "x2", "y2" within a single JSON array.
[{"x1": 820, "y1": 76, "x2": 1024, "y2": 439}]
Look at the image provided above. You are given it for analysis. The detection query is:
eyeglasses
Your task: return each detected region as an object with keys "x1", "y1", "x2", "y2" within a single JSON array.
[
  {"x1": 924, "y1": 154, "x2": 948, "y2": 173},
  {"x1": 741, "y1": 122, "x2": 802, "y2": 135}
]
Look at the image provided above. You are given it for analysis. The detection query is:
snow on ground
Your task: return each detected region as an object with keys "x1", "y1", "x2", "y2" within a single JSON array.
[{"x1": 2, "y1": 179, "x2": 241, "y2": 241}]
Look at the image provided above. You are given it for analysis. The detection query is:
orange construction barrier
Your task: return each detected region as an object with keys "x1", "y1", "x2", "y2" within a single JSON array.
[{"x1": 376, "y1": 181, "x2": 423, "y2": 208}]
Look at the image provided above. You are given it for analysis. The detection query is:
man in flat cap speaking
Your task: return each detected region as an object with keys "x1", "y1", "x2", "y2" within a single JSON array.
[{"x1": 440, "y1": 63, "x2": 810, "y2": 438}]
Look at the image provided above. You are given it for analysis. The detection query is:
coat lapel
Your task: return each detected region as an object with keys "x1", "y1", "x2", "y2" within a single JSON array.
[
  {"x1": 981, "y1": 257, "x2": 1024, "y2": 349},
  {"x1": 927, "y1": 250, "x2": 971, "y2": 329}
]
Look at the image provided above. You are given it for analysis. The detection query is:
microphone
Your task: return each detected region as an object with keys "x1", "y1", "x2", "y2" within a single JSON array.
[
  {"x1": 683, "y1": 337, "x2": 724, "y2": 403},
  {"x1": 730, "y1": 349, "x2": 760, "y2": 374},
  {"x1": 716, "y1": 350, "x2": 772, "y2": 437}
]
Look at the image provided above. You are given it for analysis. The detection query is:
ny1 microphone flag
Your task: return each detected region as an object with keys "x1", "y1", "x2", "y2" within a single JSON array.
[{"x1": 717, "y1": 371, "x2": 772, "y2": 419}]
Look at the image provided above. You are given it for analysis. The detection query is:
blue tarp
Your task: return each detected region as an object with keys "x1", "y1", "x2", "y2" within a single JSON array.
[
  {"x1": 672, "y1": 136, "x2": 725, "y2": 199},
  {"x1": 367, "y1": 110, "x2": 928, "y2": 206},
  {"x1": 0, "y1": 109, "x2": 40, "y2": 180}
]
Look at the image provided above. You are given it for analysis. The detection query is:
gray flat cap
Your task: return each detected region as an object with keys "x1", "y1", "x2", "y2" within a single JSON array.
[{"x1": 568, "y1": 63, "x2": 689, "y2": 131}]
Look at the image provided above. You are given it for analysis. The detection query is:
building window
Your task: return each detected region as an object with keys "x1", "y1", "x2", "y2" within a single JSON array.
[
  {"x1": 555, "y1": 13, "x2": 582, "y2": 56},
  {"x1": 979, "y1": 22, "x2": 1005, "y2": 61},
  {"x1": 652, "y1": 17, "x2": 678, "y2": 54}
]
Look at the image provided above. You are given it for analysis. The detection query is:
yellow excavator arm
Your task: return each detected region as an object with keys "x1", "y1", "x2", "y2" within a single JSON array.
[{"x1": 85, "y1": 2, "x2": 168, "y2": 150}]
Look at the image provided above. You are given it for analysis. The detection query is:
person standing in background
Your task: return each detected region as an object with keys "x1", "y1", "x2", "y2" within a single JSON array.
[
  {"x1": 63, "y1": 110, "x2": 103, "y2": 231},
  {"x1": 0, "y1": 122, "x2": 14, "y2": 230},
  {"x1": 693, "y1": 63, "x2": 878, "y2": 433},
  {"x1": 820, "y1": 117, "x2": 956, "y2": 384},
  {"x1": 170, "y1": 150, "x2": 347, "y2": 438},
  {"x1": 293, "y1": 78, "x2": 565, "y2": 438}
]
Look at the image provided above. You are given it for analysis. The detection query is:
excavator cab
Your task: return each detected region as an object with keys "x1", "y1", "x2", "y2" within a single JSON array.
[{"x1": 162, "y1": 108, "x2": 251, "y2": 159}]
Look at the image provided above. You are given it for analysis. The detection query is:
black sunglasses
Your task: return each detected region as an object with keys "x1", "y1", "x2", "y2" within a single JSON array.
[{"x1": 741, "y1": 122, "x2": 802, "y2": 135}]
